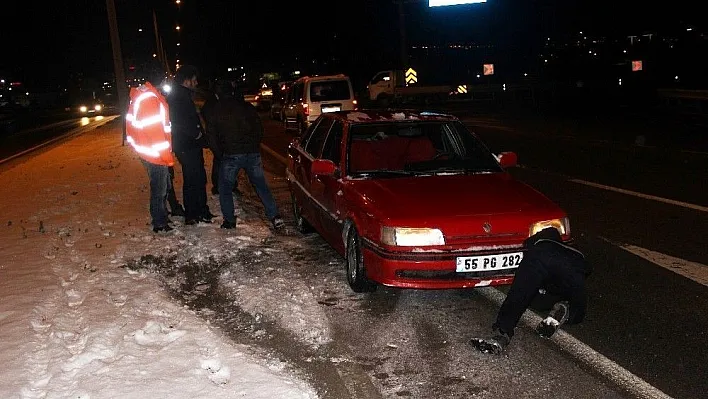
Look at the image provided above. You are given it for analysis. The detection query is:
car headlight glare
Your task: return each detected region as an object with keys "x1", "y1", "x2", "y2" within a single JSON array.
[
  {"x1": 94, "y1": 104, "x2": 102, "y2": 111},
  {"x1": 381, "y1": 227, "x2": 445, "y2": 246},
  {"x1": 529, "y1": 217, "x2": 570, "y2": 237},
  {"x1": 79, "y1": 106, "x2": 88, "y2": 113}
]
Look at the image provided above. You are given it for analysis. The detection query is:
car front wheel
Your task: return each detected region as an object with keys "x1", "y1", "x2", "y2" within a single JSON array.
[
  {"x1": 291, "y1": 191, "x2": 313, "y2": 234},
  {"x1": 346, "y1": 227, "x2": 377, "y2": 293}
]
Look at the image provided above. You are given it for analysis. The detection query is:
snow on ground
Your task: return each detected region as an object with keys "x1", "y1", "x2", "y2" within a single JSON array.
[{"x1": 0, "y1": 119, "x2": 324, "y2": 398}]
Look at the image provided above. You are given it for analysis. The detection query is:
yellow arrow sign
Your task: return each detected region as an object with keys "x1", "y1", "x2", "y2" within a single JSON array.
[
  {"x1": 457, "y1": 85, "x2": 467, "y2": 94},
  {"x1": 405, "y1": 67, "x2": 417, "y2": 85}
]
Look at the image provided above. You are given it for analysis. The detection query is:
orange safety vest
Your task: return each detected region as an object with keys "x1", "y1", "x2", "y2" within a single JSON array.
[{"x1": 125, "y1": 82, "x2": 175, "y2": 166}]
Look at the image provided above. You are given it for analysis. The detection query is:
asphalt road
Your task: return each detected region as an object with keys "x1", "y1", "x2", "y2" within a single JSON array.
[
  {"x1": 6, "y1": 106, "x2": 704, "y2": 398},
  {"x1": 257, "y1": 108, "x2": 707, "y2": 399},
  {"x1": 0, "y1": 114, "x2": 118, "y2": 166}
]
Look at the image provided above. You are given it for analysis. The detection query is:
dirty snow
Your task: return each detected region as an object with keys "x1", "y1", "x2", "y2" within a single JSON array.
[{"x1": 0, "y1": 119, "x2": 319, "y2": 398}]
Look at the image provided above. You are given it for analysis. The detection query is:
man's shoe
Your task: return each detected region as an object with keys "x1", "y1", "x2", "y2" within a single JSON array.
[
  {"x1": 153, "y1": 225, "x2": 174, "y2": 233},
  {"x1": 470, "y1": 328, "x2": 511, "y2": 355},
  {"x1": 272, "y1": 217, "x2": 285, "y2": 230},
  {"x1": 536, "y1": 301, "x2": 570, "y2": 338},
  {"x1": 220, "y1": 220, "x2": 236, "y2": 229},
  {"x1": 170, "y1": 206, "x2": 185, "y2": 217}
]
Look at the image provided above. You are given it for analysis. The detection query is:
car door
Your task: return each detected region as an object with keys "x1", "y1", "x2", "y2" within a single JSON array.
[
  {"x1": 290, "y1": 116, "x2": 333, "y2": 231},
  {"x1": 310, "y1": 119, "x2": 346, "y2": 250}
]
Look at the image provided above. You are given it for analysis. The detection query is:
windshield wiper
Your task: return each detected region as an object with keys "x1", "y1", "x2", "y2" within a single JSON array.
[
  {"x1": 428, "y1": 166, "x2": 500, "y2": 175},
  {"x1": 356, "y1": 170, "x2": 423, "y2": 177}
]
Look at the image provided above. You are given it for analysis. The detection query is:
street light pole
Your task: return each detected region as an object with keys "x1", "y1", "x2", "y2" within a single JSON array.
[
  {"x1": 397, "y1": 0, "x2": 408, "y2": 69},
  {"x1": 105, "y1": 0, "x2": 128, "y2": 145}
]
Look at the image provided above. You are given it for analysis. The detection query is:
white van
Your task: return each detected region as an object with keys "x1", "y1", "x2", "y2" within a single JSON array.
[{"x1": 283, "y1": 74, "x2": 357, "y2": 134}]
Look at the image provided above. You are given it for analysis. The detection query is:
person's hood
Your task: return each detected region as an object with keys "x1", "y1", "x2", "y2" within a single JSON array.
[{"x1": 524, "y1": 227, "x2": 562, "y2": 247}]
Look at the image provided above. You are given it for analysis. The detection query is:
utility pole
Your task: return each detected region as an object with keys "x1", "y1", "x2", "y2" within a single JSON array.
[
  {"x1": 106, "y1": 0, "x2": 128, "y2": 145},
  {"x1": 396, "y1": 0, "x2": 409, "y2": 69}
]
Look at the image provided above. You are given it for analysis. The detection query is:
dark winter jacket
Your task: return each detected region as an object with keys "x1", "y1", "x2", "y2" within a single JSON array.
[
  {"x1": 202, "y1": 97, "x2": 263, "y2": 157},
  {"x1": 167, "y1": 85, "x2": 203, "y2": 153},
  {"x1": 523, "y1": 227, "x2": 591, "y2": 324}
]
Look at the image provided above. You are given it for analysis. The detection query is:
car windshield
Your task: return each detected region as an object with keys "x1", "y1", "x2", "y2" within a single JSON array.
[
  {"x1": 309, "y1": 80, "x2": 350, "y2": 102},
  {"x1": 347, "y1": 121, "x2": 503, "y2": 177}
]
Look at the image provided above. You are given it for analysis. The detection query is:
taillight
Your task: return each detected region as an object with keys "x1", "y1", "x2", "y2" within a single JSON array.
[
  {"x1": 302, "y1": 103, "x2": 309, "y2": 115},
  {"x1": 353, "y1": 99, "x2": 358, "y2": 110}
]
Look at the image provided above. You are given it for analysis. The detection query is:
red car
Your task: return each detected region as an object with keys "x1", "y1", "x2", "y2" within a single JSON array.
[{"x1": 286, "y1": 110, "x2": 570, "y2": 292}]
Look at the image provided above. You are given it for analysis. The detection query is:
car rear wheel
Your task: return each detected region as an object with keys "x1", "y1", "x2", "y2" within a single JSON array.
[
  {"x1": 291, "y1": 191, "x2": 313, "y2": 234},
  {"x1": 346, "y1": 227, "x2": 377, "y2": 293}
]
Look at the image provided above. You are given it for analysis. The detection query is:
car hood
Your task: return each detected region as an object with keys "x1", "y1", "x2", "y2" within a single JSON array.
[{"x1": 347, "y1": 173, "x2": 561, "y2": 222}]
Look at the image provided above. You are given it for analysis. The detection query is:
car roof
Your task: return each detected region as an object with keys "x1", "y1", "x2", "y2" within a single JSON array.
[
  {"x1": 325, "y1": 109, "x2": 459, "y2": 124},
  {"x1": 295, "y1": 74, "x2": 350, "y2": 83}
]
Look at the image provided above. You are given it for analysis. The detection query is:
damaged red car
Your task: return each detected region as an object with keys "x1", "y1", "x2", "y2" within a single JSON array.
[{"x1": 286, "y1": 110, "x2": 570, "y2": 292}]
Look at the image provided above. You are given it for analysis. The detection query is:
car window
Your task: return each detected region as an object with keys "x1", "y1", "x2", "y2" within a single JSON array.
[
  {"x1": 304, "y1": 117, "x2": 334, "y2": 157},
  {"x1": 371, "y1": 72, "x2": 390, "y2": 84},
  {"x1": 301, "y1": 117, "x2": 323, "y2": 144},
  {"x1": 347, "y1": 121, "x2": 502, "y2": 176},
  {"x1": 321, "y1": 120, "x2": 344, "y2": 164},
  {"x1": 309, "y1": 80, "x2": 351, "y2": 102}
]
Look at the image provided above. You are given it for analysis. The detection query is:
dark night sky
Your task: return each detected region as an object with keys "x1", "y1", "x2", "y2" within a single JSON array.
[{"x1": 0, "y1": 0, "x2": 702, "y2": 89}]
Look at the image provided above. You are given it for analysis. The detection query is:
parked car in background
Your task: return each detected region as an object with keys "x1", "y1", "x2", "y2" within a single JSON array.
[{"x1": 282, "y1": 74, "x2": 357, "y2": 134}]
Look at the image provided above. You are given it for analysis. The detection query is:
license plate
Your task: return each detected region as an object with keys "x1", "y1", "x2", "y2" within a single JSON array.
[
  {"x1": 322, "y1": 106, "x2": 340, "y2": 113},
  {"x1": 456, "y1": 252, "x2": 523, "y2": 272}
]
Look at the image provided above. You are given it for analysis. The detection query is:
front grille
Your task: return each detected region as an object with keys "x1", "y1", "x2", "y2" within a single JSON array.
[{"x1": 396, "y1": 269, "x2": 517, "y2": 280}]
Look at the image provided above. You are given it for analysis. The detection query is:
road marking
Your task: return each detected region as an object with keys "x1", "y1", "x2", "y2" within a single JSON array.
[
  {"x1": 480, "y1": 287, "x2": 674, "y2": 399},
  {"x1": 569, "y1": 179, "x2": 708, "y2": 213},
  {"x1": 600, "y1": 236, "x2": 708, "y2": 287}
]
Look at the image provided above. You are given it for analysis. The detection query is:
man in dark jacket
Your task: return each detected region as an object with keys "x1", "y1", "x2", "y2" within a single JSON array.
[
  {"x1": 201, "y1": 84, "x2": 241, "y2": 198},
  {"x1": 471, "y1": 227, "x2": 592, "y2": 354},
  {"x1": 167, "y1": 65, "x2": 212, "y2": 224},
  {"x1": 202, "y1": 80, "x2": 284, "y2": 230}
]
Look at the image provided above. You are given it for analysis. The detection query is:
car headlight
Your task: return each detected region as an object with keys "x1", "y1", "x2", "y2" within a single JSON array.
[
  {"x1": 79, "y1": 106, "x2": 88, "y2": 113},
  {"x1": 381, "y1": 227, "x2": 445, "y2": 246},
  {"x1": 94, "y1": 104, "x2": 102, "y2": 111},
  {"x1": 529, "y1": 217, "x2": 570, "y2": 237}
]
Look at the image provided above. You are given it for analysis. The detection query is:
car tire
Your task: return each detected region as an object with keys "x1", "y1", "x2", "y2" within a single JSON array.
[
  {"x1": 346, "y1": 227, "x2": 377, "y2": 293},
  {"x1": 291, "y1": 191, "x2": 313, "y2": 234}
]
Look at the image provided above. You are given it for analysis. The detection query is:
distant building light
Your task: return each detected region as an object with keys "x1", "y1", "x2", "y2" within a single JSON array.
[
  {"x1": 138, "y1": 28, "x2": 143, "y2": 32},
  {"x1": 177, "y1": 43, "x2": 180, "y2": 46}
]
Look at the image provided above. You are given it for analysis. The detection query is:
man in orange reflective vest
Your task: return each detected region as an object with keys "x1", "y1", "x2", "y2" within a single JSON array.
[{"x1": 126, "y1": 82, "x2": 175, "y2": 233}]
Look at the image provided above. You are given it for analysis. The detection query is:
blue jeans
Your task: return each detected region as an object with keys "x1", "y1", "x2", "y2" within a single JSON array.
[
  {"x1": 219, "y1": 153, "x2": 279, "y2": 223},
  {"x1": 141, "y1": 159, "x2": 170, "y2": 228}
]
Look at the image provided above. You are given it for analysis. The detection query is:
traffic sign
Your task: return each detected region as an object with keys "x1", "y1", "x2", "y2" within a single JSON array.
[
  {"x1": 632, "y1": 60, "x2": 643, "y2": 72},
  {"x1": 457, "y1": 85, "x2": 467, "y2": 94},
  {"x1": 405, "y1": 68, "x2": 417, "y2": 85},
  {"x1": 483, "y1": 64, "x2": 494, "y2": 76}
]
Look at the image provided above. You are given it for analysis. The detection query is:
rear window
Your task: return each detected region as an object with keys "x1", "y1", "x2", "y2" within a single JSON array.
[{"x1": 309, "y1": 80, "x2": 351, "y2": 102}]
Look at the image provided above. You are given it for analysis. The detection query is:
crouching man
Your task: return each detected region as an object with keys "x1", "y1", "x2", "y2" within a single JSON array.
[{"x1": 471, "y1": 227, "x2": 592, "y2": 354}]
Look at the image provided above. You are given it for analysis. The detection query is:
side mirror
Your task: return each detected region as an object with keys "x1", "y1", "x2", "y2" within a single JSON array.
[
  {"x1": 311, "y1": 159, "x2": 337, "y2": 176},
  {"x1": 498, "y1": 152, "x2": 518, "y2": 168}
]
